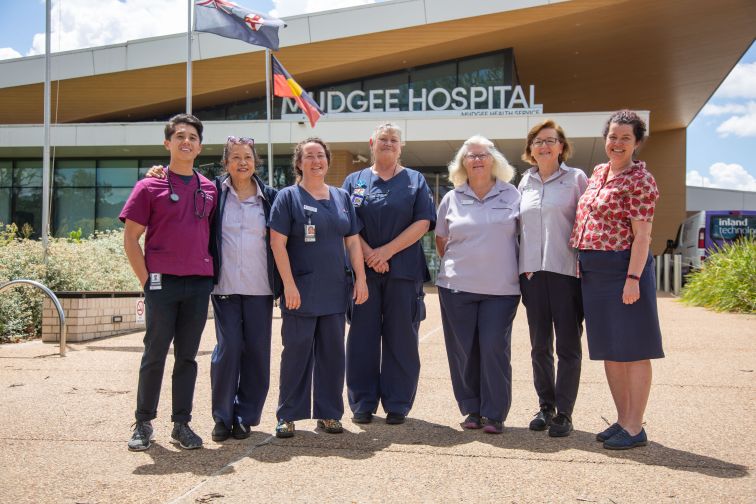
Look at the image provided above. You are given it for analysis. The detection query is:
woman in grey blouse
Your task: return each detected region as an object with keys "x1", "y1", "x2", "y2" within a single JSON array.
[
  {"x1": 435, "y1": 135, "x2": 521, "y2": 434},
  {"x1": 518, "y1": 120, "x2": 588, "y2": 437}
]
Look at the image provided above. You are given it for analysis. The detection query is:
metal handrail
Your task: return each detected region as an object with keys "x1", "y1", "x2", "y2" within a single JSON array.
[{"x1": 0, "y1": 279, "x2": 67, "y2": 356}]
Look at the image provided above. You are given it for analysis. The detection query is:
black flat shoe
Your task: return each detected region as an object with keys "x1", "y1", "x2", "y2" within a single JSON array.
[
  {"x1": 232, "y1": 422, "x2": 251, "y2": 440},
  {"x1": 386, "y1": 412, "x2": 406, "y2": 425},
  {"x1": 212, "y1": 421, "x2": 231, "y2": 442},
  {"x1": 352, "y1": 412, "x2": 373, "y2": 424}
]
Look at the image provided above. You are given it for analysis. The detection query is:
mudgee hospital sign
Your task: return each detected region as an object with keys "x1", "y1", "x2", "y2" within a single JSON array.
[{"x1": 281, "y1": 84, "x2": 543, "y2": 119}]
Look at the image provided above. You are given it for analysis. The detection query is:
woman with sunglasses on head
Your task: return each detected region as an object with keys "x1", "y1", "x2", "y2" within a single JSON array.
[
  {"x1": 571, "y1": 110, "x2": 664, "y2": 450},
  {"x1": 435, "y1": 136, "x2": 520, "y2": 434},
  {"x1": 342, "y1": 122, "x2": 436, "y2": 426},
  {"x1": 144, "y1": 136, "x2": 281, "y2": 442},
  {"x1": 269, "y1": 137, "x2": 368, "y2": 438},
  {"x1": 518, "y1": 120, "x2": 588, "y2": 438}
]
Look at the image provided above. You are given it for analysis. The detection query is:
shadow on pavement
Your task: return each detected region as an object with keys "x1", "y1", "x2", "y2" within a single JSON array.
[
  {"x1": 131, "y1": 431, "x2": 273, "y2": 476},
  {"x1": 236, "y1": 418, "x2": 748, "y2": 479},
  {"x1": 83, "y1": 345, "x2": 213, "y2": 357}
]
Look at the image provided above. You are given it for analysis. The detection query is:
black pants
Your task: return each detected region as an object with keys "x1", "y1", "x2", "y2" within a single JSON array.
[
  {"x1": 135, "y1": 275, "x2": 213, "y2": 423},
  {"x1": 519, "y1": 271, "x2": 583, "y2": 417}
]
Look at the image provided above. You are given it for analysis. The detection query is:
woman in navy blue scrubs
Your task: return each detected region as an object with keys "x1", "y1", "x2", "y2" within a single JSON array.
[
  {"x1": 270, "y1": 137, "x2": 368, "y2": 438},
  {"x1": 145, "y1": 136, "x2": 280, "y2": 442},
  {"x1": 342, "y1": 122, "x2": 436, "y2": 425}
]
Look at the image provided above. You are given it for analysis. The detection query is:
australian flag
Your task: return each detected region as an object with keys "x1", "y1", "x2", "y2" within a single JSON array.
[{"x1": 195, "y1": 0, "x2": 286, "y2": 51}]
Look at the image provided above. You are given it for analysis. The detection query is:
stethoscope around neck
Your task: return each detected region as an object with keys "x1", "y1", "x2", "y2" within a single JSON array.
[{"x1": 165, "y1": 167, "x2": 208, "y2": 219}]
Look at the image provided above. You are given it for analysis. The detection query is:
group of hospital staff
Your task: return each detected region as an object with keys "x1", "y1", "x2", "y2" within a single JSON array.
[{"x1": 126, "y1": 109, "x2": 663, "y2": 452}]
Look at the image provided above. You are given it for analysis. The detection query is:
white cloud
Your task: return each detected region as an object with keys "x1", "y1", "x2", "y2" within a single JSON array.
[
  {"x1": 0, "y1": 48, "x2": 23, "y2": 60},
  {"x1": 687, "y1": 163, "x2": 756, "y2": 191},
  {"x1": 700, "y1": 103, "x2": 746, "y2": 116},
  {"x1": 716, "y1": 101, "x2": 756, "y2": 138},
  {"x1": 14, "y1": 0, "x2": 382, "y2": 58},
  {"x1": 713, "y1": 61, "x2": 756, "y2": 100},
  {"x1": 271, "y1": 0, "x2": 377, "y2": 17},
  {"x1": 28, "y1": 0, "x2": 187, "y2": 56}
]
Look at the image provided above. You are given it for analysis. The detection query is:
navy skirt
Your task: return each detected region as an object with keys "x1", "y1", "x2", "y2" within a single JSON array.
[{"x1": 578, "y1": 250, "x2": 664, "y2": 362}]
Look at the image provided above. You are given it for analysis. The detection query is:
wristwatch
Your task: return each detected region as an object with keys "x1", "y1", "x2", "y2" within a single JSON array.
[{"x1": 626, "y1": 274, "x2": 641, "y2": 281}]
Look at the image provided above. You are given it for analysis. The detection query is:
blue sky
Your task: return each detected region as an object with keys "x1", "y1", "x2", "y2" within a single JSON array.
[{"x1": 1, "y1": 0, "x2": 754, "y2": 192}]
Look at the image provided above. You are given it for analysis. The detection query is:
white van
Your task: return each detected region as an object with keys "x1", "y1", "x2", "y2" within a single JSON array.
[{"x1": 671, "y1": 210, "x2": 756, "y2": 275}]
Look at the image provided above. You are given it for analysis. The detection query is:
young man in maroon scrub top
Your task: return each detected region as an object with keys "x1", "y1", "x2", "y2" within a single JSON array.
[{"x1": 120, "y1": 114, "x2": 217, "y2": 451}]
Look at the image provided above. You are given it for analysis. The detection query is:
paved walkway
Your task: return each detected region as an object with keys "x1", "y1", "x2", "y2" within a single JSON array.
[{"x1": 1, "y1": 289, "x2": 753, "y2": 503}]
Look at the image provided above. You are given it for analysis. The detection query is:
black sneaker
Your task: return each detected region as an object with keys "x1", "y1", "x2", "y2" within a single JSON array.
[
  {"x1": 386, "y1": 412, "x2": 406, "y2": 425},
  {"x1": 528, "y1": 406, "x2": 555, "y2": 431},
  {"x1": 548, "y1": 413, "x2": 573, "y2": 437},
  {"x1": 171, "y1": 422, "x2": 203, "y2": 450},
  {"x1": 128, "y1": 421, "x2": 154, "y2": 451},
  {"x1": 212, "y1": 421, "x2": 231, "y2": 442},
  {"x1": 232, "y1": 422, "x2": 252, "y2": 440}
]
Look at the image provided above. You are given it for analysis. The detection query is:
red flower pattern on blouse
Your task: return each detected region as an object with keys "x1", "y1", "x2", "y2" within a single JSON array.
[{"x1": 570, "y1": 161, "x2": 659, "y2": 251}]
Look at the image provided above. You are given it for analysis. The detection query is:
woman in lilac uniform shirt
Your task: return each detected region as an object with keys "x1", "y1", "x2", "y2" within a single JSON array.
[
  {"x1": 518, "y1": 120, "x2": 588, "y2": 437},
  {"x1": 435, "y1": 135, "x2": 520, "y2": 434}
]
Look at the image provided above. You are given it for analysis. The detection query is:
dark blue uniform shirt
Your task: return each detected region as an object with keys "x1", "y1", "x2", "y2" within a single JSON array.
[
  {"x1": 269, "y1": 185, "x2": 361, "y2": 317},
  {"x1": 343, "y1": 168, "x2": 436, "y2": 282}
]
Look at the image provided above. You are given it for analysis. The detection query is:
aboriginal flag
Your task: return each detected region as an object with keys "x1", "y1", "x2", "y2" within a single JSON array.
[
  {"x1": 272, "y1": 55, "x2": 323, "y2": 128},
  {"x1": 195, "y1": 0, "x2": 285, "y2": 51}
]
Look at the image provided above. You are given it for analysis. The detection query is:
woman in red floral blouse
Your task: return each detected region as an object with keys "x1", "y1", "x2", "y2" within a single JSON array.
[{"x1": 570, "y1": 110, "x2": 664, "y2": 450}]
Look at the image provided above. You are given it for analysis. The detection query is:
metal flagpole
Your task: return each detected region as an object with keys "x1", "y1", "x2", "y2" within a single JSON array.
[
  {"x1": 265, "y1": 49, "x2": 273, "y2": 187},
  {"x1": 42, "y1": 0, "x2": 52, "y2": 261},
  {"x1": 186, "y1": 0, "x2": 193, "y2": 114}
]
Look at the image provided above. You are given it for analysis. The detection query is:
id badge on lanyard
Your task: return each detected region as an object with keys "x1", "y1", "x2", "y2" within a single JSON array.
[{"x1": 304, "y1": 205, "x2": 317, "y2": 243}]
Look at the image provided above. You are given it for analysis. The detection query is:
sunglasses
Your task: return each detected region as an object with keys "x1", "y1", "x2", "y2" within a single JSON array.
[{"x1": 227, "y1": 136, "x2": 255, "y2": 146}]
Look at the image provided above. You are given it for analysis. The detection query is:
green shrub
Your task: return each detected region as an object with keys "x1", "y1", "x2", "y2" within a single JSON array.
[
  {"x1": 0, "y1": 227, "x2": 140, "y2": 342},
  {"x1": 681, "y1": 237, "x2": 756, "y2": 313}
]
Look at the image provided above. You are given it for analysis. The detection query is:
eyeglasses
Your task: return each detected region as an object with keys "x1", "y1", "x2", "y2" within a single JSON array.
[
  {"x1": 464, "y1": 153, "x2": 491, "y2": 161},
  {"x1": 531, "y1": 137, "x2": 560, "y2": 147},
  {"x1": 227, "y1": 136, "x2": 255, "y2": 146}
]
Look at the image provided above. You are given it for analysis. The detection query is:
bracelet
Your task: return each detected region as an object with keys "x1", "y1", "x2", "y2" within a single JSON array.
[{"x1": 626, "y1": 274, "x2": 641, "y2": 281}]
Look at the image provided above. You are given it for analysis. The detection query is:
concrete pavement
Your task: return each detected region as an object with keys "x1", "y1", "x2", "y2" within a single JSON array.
[{"x1": 0, "y1": 289, "x2": 753, "y2": 503}]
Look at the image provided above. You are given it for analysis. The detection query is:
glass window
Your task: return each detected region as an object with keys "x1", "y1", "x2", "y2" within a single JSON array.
[
  {"x1": 96, "y1": 187, "x2": 132, "y2": 232},
  {"x1": 458, "y1": 53, "x2": 507, "y2": 109},
  {"x1": 14, "y1": 160, "x2": 43, "y2": 187},
  {"x1": 314, "y1": 80, "x2": 361, "y2": 113},
  {"x1": 195, "y1": 105, "x2": 226, "y2": 121},
  {"x1": 0, "y1": 188, "x2": 10, "y2": 225},
  {"x1": 13, "y1": 188, "x2": 42, "y2": 237},
  {"x1": 97, "y1": 159, "x2": 138, "y2": 187},
  {"x1": 0, "y1": 160, "x2": 11, "y2": 186},
  {"x1": 55, "y1": 160, "x2": 96, "y2": 187},
  {"x1": 53, "y1": 188, "x2": 95, "y2": 237},
  {"x1": 411, "y1": 62, "x2": 457, "y2": 93},
  {"x1": 257, "y1": 155, "x2": 294, "y2": 189},
  {"x1": 363, "y1": 72, "x2": 410, "y2": 111},
  {"x1": 227, "y1": 98, "x2": 266, "y2": 120}
]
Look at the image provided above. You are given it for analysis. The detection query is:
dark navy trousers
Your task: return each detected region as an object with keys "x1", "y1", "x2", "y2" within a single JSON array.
[
  {"x1": 277, "y1": 313, "x2": 345, "y2": 421},
  {"x1": 519, "y1": 271, "x2": 583, "y2": 416},
  {"x1": 136, "y1": 275, "x2": 213, "y2": 423},
  {"x1": 346, "y1": 277, "x2": 424, "y2": 416},
  {"x1": 210, "y1": 294, "x2": 273, "y2": 428},
  {"x1": 438, "y1": 287, "x2": 519, "y2": 423}
]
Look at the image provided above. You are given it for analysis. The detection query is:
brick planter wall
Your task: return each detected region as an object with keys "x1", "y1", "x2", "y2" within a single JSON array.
[
  {"x1": 42, "y1": 292, "x2": 145, "y2": 343},
  {"x1": 42, "y1": 292, "x2": 215, "y2": 343}
]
